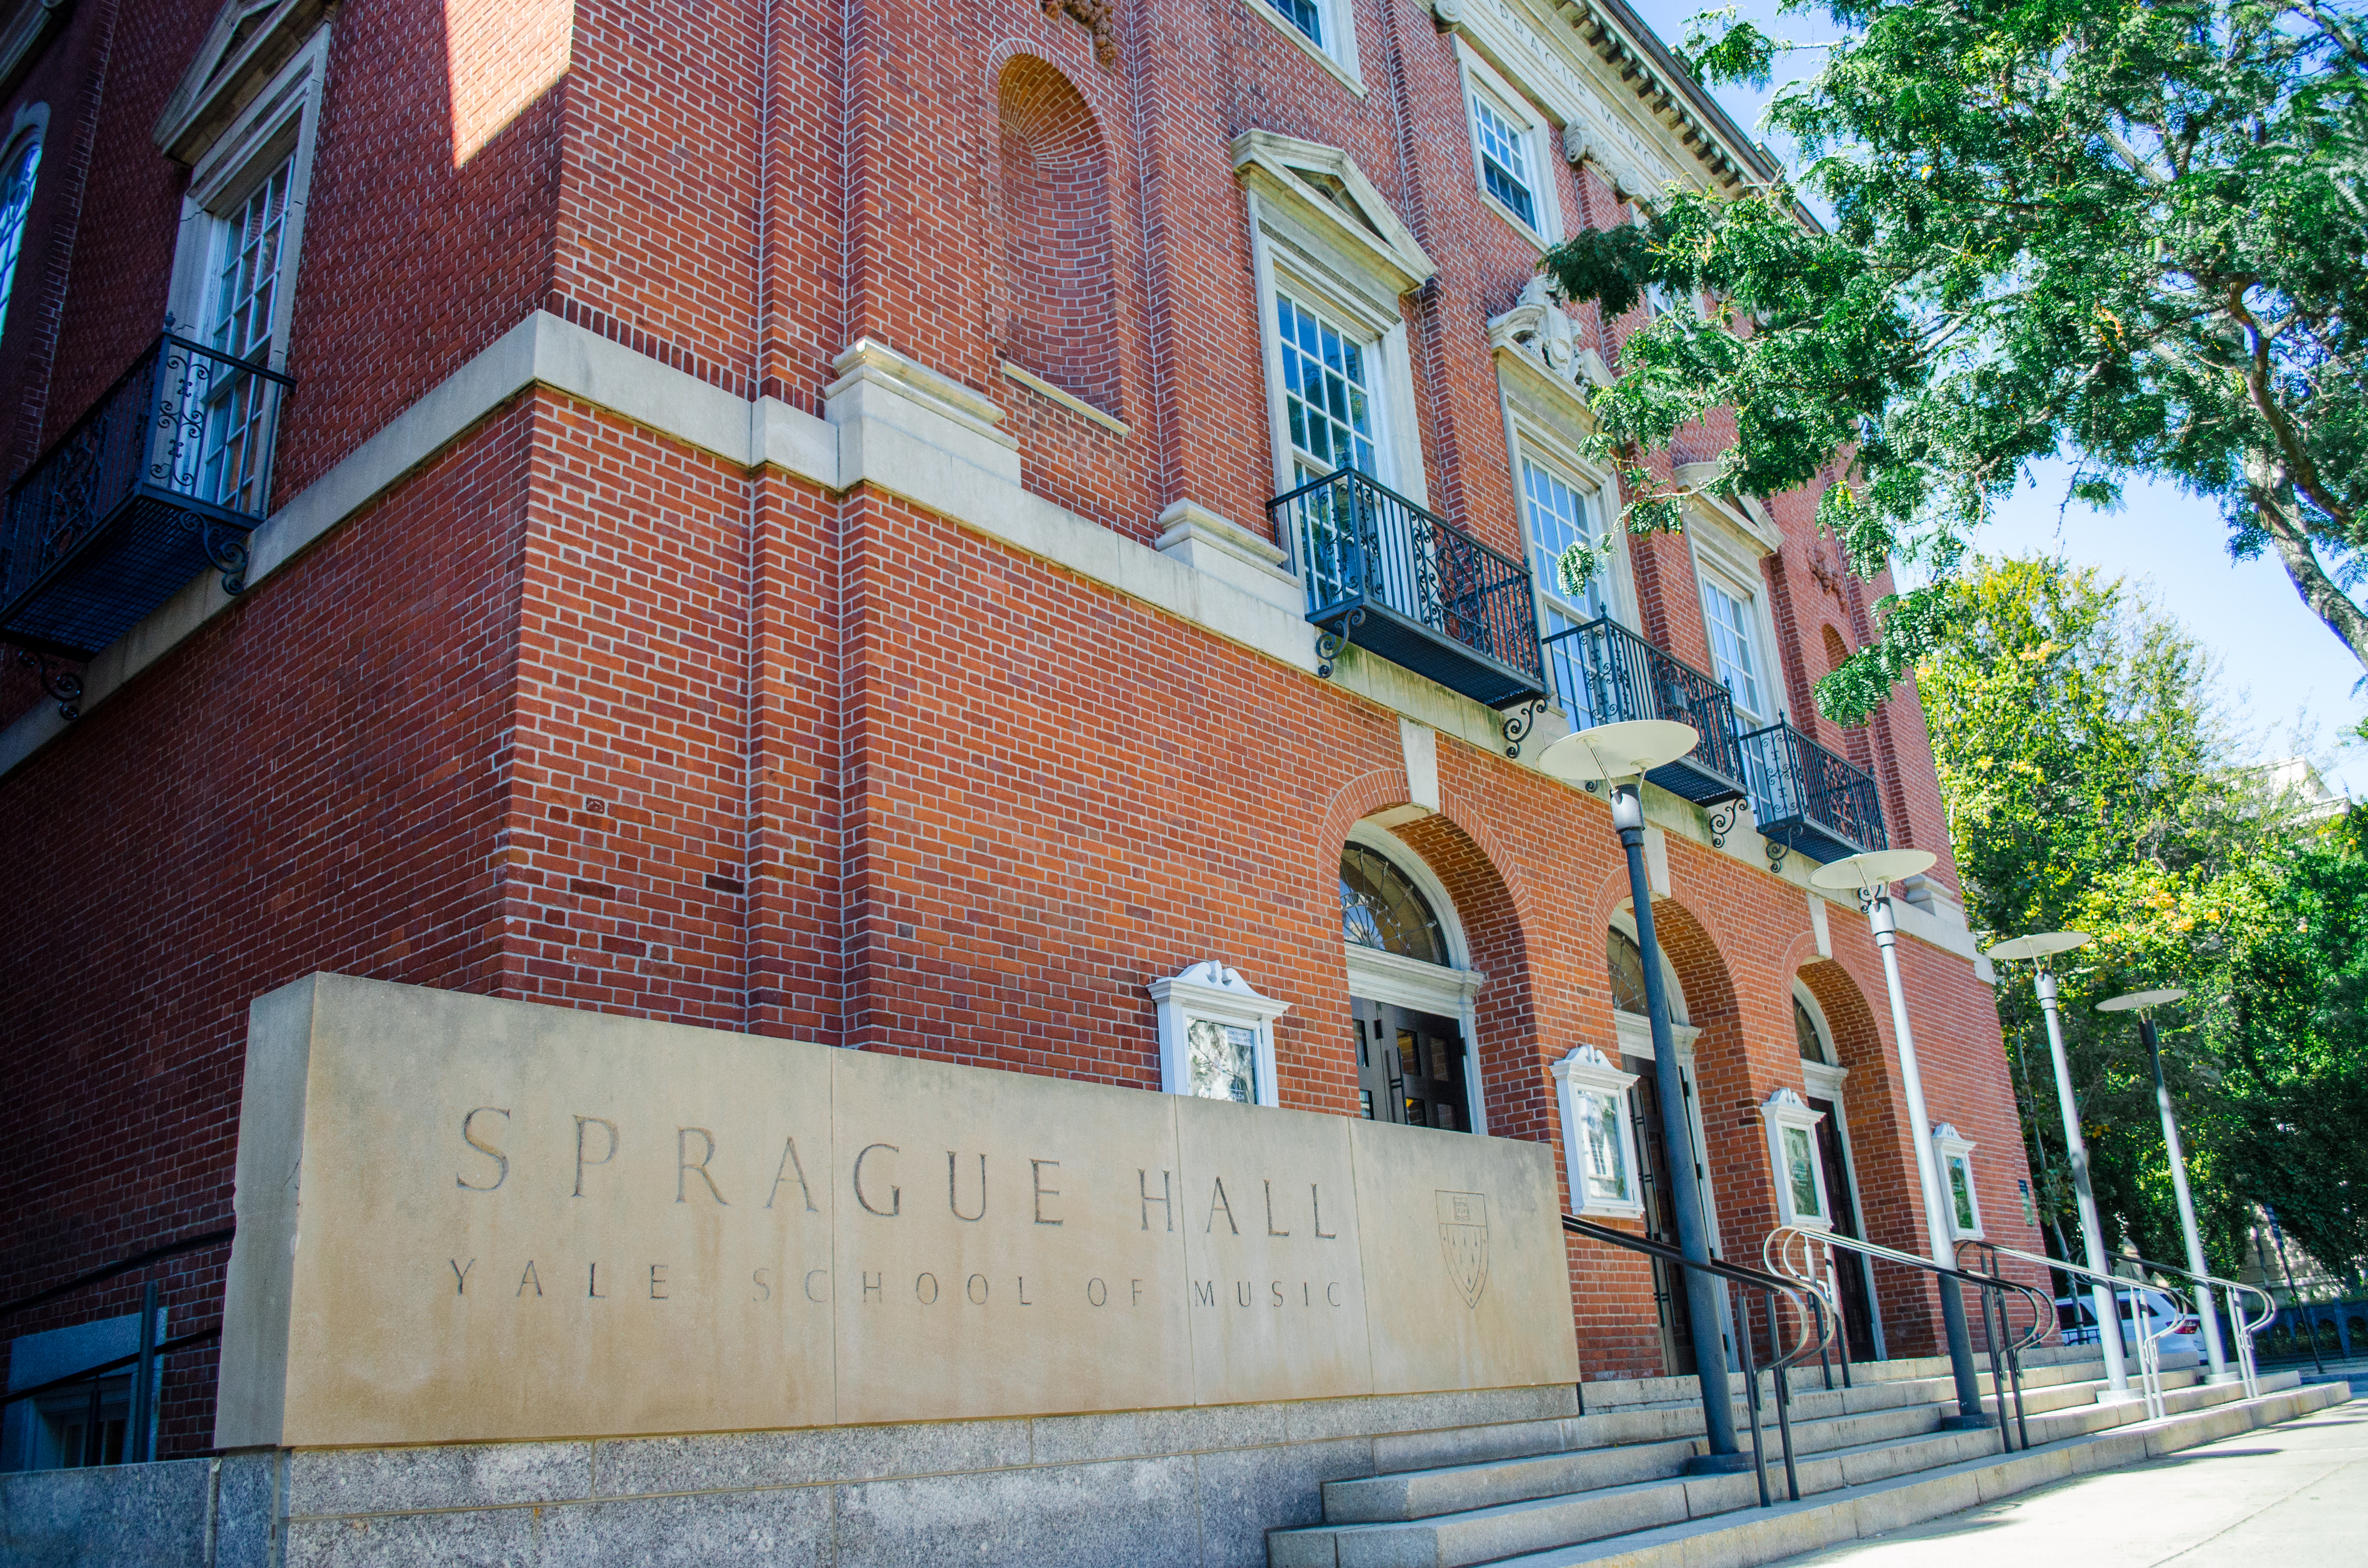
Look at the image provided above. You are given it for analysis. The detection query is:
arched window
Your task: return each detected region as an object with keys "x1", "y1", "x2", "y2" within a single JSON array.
[
  {"x1": 1341, "y1": 843, "x2": 1447, "y2": 964},
  {"x1": 1340, "y1": 834, "x2": 1478, "y2": 1131},
  {"x1": 1607, "y1": 926, "x2": 1689, "y2": 1025},
  {"x1": 0, "y1": 135, "x2": 42, "y2": 340},
  {"x1": 1795, "y1": 996, "x2": 1828, "y2": 1063}
]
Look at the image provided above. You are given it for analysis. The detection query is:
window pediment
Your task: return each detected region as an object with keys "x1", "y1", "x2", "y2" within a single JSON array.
[
  {"x1": 1233, "y1": 129, "x2": 1432, "y2": 297},
  {"x1": 154, "y1": 0, "x2": 329, "y2": 165}
]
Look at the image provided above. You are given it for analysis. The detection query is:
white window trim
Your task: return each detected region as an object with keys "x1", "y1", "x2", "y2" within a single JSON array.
[
  {"x1": 1247, "y1": 0, "x2": 1367, "y2": 95},
  {"x1": 1455, "y1": 41, "x2": 1564, "y2": 247},
  {"x1": 1789, "y1": 986, "x2": 1887, "y2": 1353},
  {"x1": 1246, "y1": 197, "x2": 1429, "y2": 505},
  {"x1": 1763, "y1": 1087, "x2": 1832, "y2": 1231},
  {"x1": 1553, "y1": 1043, "x2": 1645, "y2": 1220},
  {"x1": 1511, "y1": 425, "x2": 1632, "y2": 632},
  {"x1": 1933, "y1": 1123, "x2": 1986, "y2": 1239},
  {"x1": 1606, "y1": 910, "x2": 1722, "y2": 1250},
  {"x1": 1149, "y1": 961, "x2": 1289, "y2": 1109},
  {"x1": 1342, "y1": 822, "x2": 1489, "y2": 1133},
  {"x1": 1690, "y1": 527, "x2": 1785, "y2": 729},
  {"x1": 164, "y1": 22, "x2": 332, "y2": 374}
]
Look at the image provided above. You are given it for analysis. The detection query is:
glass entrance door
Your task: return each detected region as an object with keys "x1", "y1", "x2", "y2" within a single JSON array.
[
  {"x1": 1352, "y1": 998, "x2": 1473, "y2": 1131},
  {"x1": 1806, "y1": 1094, "x2": 1878, "y2": 1360}
]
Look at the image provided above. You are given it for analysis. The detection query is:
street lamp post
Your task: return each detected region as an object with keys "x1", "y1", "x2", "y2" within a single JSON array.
[
  {"x1": 1809, "y1": 850, "x2": 1990, "y2": 1429},
  {"x1": 2099, "y1": 988, "x2": 2231, "y2": 1381},
  {"x1": 1541, "y1": 720, "x2": 1747, "y2": 1472},
  {"x1": 1985, "y1": 932, "x2": 2129, "y2": 1394}
]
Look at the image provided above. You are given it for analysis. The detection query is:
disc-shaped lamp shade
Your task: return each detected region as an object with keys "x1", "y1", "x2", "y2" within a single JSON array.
[
  {"x1": 2098, "y1": 988, "x2": 2188, "y2": 1013},
  {"x1": 1806, "y1": 848, "x2": 1938, "y2": 894},
  {"x1": 1537, "y1": 719, "x2": 1699, "y2": 785},
  {"x1": 1984, "y1": 931, "x2": 2094, "y2": 963}
]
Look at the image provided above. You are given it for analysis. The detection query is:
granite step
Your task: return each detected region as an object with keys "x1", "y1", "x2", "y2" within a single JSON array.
[{"x1": 1478, "y1": 1379, "x2": 2352, "y2": 1567}]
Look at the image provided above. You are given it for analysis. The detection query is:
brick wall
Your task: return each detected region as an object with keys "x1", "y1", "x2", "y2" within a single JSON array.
[{"x1": 0, "y1": 1, "x2": 2040, "y2": 1451}]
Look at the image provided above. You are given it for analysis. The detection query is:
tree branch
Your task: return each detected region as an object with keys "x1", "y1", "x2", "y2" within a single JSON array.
[{"x1": 2251, "y1": 458, "x2": 2368, "y2": 674}]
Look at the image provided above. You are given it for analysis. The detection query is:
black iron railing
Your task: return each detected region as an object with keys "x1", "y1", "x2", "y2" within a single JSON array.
[
  {"x1": 1567, "y1": 1213, "x2": 1831, "y2": 1506},
  {"x1": 0, "y1": 1223, "x2": 234, "y2": 1468},
  {"x1": 1739, "y1": 719, "x2": 1887, "y2": 866},
  {"x1": 1269, "y1": 468, "x2": 1548, "y2": 742},
  {"x1": 1542, "y1": 616, "x2": 1750, "y2": 807},
  {"x1": 0, "y1": 331, "x2": 293, "y2": 662}
]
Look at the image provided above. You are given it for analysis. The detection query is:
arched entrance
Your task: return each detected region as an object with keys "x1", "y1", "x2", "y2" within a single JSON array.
[
  {"x1": 1608, "y1": 921, "x2": 1718, "y2": 1374},
  {"x1": 1794, "y1": 983, "x2": 1885, "y2": 1360},
  {"x1": 1339, "y1": 827, "x2": 1484, "y2": 1131}
]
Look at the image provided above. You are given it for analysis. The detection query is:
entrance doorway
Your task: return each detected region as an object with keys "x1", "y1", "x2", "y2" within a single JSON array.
[
  {"x1": 1627, "y1": 1059, "x2": 1697, "y2": 1374},
  {"x1": 1352, "y1": 999, "x2": 1473, "y2": 1130},
  {"x1": 1796, "y1": 989, "x2": 1882, "y2": 1360}
]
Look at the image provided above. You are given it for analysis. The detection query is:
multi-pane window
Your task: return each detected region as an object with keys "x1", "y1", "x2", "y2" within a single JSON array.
[
  {"x1": 1524, "y1": 460, "x2": 1611, "y2": 629},
  {"x1": 1470, "y1": 92, "x2": 1538, "y2": 230},
  {"x1": 197, "y1": 155, "x2": 294, "y2": 513},
  {"x1": 0, "y1": 137, "x2": 41, "y2": 340},
  {"x1": 1278, "y1": 292, "x2": 1378, "y2": 482},
  {"x1": 1273, "y1": 0, "x2": 1324, "y2": 48},
  {"x1": 1700, "y1": 574, "x2": 1768, "y2": 723}
]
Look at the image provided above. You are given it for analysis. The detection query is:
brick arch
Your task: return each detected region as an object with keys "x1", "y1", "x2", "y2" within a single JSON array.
[
  {"x1": 1311, "y1": 784, "x2": 1543, "y2": 1145},
  {"x1": 991, "y1": 54, "x2": 1120, "y2": 416},
  {"x1": 1798, "y1": 952, "x2": 1940, "y2": 1349}
]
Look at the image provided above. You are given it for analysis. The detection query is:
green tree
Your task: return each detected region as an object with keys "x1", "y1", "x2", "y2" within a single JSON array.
[
  {"x1": 1540, "y1": 0, "x2": 2368, "y2": 723},
  {"x1": 1919, "y1": 555, "x2": 2368, "y2": 1286}
]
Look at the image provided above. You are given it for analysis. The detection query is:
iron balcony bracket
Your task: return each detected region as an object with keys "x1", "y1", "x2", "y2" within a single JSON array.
[
  {"x1": 15, "y1": 647, "x2": 82, "y2": 721},
  {"x1": 1706, "y1": 800, "x2": 1742, "y2": 849},
  {"x1": 1766, "y1": 839, "x2": 1789, "y2": 873},
  {"x1": 1499, "y1": 696, "x2": 1547, "y2": 759},
  {"x1": 1313, "y1": 608, "x2": 1365, "y2": 680},
  {"x1": 186, "y1": 508, "x2": 251, "y2": 596}
]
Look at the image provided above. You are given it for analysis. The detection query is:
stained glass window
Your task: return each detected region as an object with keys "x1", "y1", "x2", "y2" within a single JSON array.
[
  {"x1": 1340, "y1": 845, "x2": 1446, "y2": 965},
  {"x1": 0, "y1": 137, "x2": 41, "y2": 341},
  {"x1": 1795, "y1": 998, "x2": 1827, "y2": 1063}
]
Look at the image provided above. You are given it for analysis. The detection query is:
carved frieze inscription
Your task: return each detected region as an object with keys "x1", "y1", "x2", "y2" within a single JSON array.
[{"x1": 217, "y1": 974, "x2": 1576, "y2": 1449}]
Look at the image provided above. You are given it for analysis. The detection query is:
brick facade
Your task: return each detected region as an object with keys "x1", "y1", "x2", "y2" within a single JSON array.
[{"x1": 0, "y1": 0, "x2": 2038, "y2": 1459}]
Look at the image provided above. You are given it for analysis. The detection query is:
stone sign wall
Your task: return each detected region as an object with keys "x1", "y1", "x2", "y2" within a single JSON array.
[{"x1": 217, "y1": 974, "x2": 1579, "y2": 1449}]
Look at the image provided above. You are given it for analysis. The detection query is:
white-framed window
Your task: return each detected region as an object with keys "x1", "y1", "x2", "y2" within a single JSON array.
[
  {"x1": 1932, "y1": 1124, "x2": 1984, "y2": 1238},
  {"x1": 1277, "y1": 290, "x2": 1382, "y2": 485},
  {"x1": 1699, "y1": 567, "x2": 1772, "y2": 725},
  {"x1": 0, "y1": 112, "x2": 44, "y2": 343},
  {"x1": 1458, "y1": 48, "x2": 1562, "y2": 245},
  {"x1": 1149, "y1": 961, "x2": 1290, "y2": 1108},
  {"x1": 1553, "y1": 1044, "x2": 1643, "y2": 1219},
  {"x1": 163, "y1": 23, "x2": 330, "y2": 380},
  {"x1": 1251, "y1": 0, "x2": 1364, "y2": 92},
  {"x1": 1523, "y1": 457, "x2": 1615, "y2": 627},
  {"x1": 1762, "y1": 1088, "x2": 1831, "y2": 1229}
]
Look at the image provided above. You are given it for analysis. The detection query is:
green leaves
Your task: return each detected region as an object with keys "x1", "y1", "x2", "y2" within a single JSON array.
[
  {"x1": 1922, "y1": 556, "x2": 2368, "y2": 1282},
  {"x1": 1539, "y1": 0, "x2": 2368, "y2": 714}
]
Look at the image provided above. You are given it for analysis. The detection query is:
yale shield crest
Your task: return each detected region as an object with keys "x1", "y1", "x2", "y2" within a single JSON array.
[{"x1": 1435, "y1": 1190, "x2": 1490, "y2": 1308}]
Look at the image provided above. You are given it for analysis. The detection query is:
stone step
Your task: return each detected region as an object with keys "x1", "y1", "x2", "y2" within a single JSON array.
[
  {"x1": 1274, "y1": 1424, "x2": 2006, "y2": 1568},
  {"x1": 1474, "y1": 1380, "x2": 2351, "y2": 1567}
]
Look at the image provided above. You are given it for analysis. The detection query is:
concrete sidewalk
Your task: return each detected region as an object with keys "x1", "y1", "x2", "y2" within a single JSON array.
[{"x1": 1765, "y1": 1398, "x2": 2367, "y2": 1565}]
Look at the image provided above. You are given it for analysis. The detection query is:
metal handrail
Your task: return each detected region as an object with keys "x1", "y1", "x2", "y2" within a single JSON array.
[
  {"x1": 1979, "y1": 1243, "x2": 2191, "y2": 1420},
  {"x1": 0, "y1": 1221, "x2": 234, "y2": 1465},
  {"x1": 1978, "y1": 1239, "x2": 2272, "y2": 1401},
  {"x1": 1767, "y1": 1225, "x2": 2048, "y2": 1453},
  {"x1": 1567, "y1": 1213, "x2": 1833, "y2": 1505}
]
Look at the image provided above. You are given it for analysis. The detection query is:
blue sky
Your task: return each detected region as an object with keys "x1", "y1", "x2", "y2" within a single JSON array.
[{"x1": 1616, "y1": 0, "x2": 2365, "y2": 791}]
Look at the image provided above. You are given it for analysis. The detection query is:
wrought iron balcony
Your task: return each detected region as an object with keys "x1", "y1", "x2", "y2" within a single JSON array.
[
  {"x1": 1740, "y1": 718, "x2": 1888, "y2": 866},
  {"x1": 1541, "y1": 615, "x2": 1750, "y2": 808},
  {"x1": 1269, "y1": 468, "x2": 1548, "y2": 742},
  {"x1": 0, "y1": 332, "x2": 293, "y2": 661}
]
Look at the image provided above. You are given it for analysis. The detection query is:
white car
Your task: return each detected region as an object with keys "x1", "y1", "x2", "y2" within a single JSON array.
[{"x1": 2055, "y1": 1287, "x2": 2206, "y2": 1359}]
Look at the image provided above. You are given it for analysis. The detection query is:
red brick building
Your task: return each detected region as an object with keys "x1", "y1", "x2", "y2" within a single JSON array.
[{"x1": 0, "y1": 0, "x2": 2039, "y2": 1494}]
